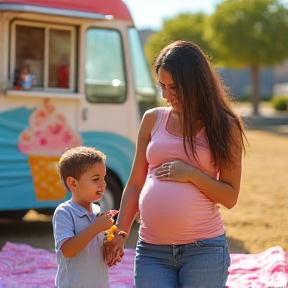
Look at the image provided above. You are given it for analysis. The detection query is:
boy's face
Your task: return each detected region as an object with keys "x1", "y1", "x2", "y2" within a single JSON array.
[{"x1": 70, "y1": 161, "x2": 107, "y2": 210}]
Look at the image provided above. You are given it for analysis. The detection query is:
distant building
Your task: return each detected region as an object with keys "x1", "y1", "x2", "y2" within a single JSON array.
[
  {"x1": 138, "y1": 28, "x2": 156, "y2": 48},
  {"x1": 219, "y1": 60, "x2": 288, "y2": 99}
]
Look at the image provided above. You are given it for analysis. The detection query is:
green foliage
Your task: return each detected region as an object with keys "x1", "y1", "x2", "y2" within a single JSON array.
[
  {"x1": 208, "y1": 0, "x2": 288, "y2": 67},
  {"x1": 144, "y1": 13, "x2": 211, "y2": 67},
  {"x1": 232, "y1": 93, "x2": 273, "y2": 102},
  {"x1": 272, "y1": 96, "x2": 288, "y2": 110}
]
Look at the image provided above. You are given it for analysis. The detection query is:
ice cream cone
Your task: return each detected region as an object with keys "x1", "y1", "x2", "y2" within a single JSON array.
[
  {"x1": 28, "y1": 155, "x2": 66, "y2": 201},
  {"x1": 18, "y1": 99, "x2": 83, "y2": 201}
]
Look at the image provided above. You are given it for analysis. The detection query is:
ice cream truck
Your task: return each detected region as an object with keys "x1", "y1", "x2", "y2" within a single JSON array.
[{"x1": 0, "y1": 0, "x2": 156, "y2": 218}]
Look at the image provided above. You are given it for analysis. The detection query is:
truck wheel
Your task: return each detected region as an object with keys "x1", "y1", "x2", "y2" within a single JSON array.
[
  {"x1": 0, "y1": 209, "x2": 28, "y2": 219},
  {"x1": 97, "y1": 171, "x2": 123, "y2": 213},
  {"x1": 34, "y1": 208, "x2": 55, "y2": 216}
]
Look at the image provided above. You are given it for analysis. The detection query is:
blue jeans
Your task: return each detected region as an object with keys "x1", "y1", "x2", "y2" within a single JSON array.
[{"x1": 134, "y1": 233, "x2": 230, "y2": 288}]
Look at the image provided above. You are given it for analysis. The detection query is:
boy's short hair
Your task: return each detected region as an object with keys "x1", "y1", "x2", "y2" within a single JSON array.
[{"x1": 58, "y1": 146, "x2": 106, "y2": 191}]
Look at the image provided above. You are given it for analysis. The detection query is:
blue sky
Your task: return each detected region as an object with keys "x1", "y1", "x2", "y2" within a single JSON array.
[{"x1": 124, "y1": 0, "x2": 288, "y2": 30}]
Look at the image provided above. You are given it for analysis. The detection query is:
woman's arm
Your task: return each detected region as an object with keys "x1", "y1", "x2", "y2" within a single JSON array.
[
  {"x1": 117, "y1": 108, "x2": 158, "y2": 233},
  {"x1": 191, "y1": 155, "x2": 241, "y2": 209},
  {"x1": 104, "y1": 108, "x2": 158, "y2": 266}
]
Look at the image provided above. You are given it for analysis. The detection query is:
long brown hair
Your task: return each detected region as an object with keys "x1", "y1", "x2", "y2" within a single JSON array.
[{"x1": 154, "y1": 40, "x2": 247, "y2": 168}]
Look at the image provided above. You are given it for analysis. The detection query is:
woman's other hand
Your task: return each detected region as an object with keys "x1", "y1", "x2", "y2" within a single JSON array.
[
  {"x1": 103, "y1": 232, "x2": 126, "y2": 267},
  {"x1": 155, "y1": 160, "x2": 196, "y2": 182}
]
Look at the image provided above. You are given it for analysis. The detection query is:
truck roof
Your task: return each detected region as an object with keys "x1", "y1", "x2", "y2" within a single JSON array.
[{"x1": 0, "y1": 0, "x2": 133, "y2": 21}]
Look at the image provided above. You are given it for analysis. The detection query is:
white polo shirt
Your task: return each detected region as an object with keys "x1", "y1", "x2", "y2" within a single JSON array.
[{"x1": 52, "y1": 200, "x2": 109, "y2": 288}]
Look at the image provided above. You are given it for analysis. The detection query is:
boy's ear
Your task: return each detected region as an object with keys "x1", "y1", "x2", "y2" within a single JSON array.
[{"x1": 66, "y1": 176, "x2": 77, "y2": 190}]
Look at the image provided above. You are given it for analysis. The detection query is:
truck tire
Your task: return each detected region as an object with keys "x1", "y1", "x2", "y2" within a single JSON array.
[{"x1": 0, "y1": 209, "x2": 28, "y2": 219}]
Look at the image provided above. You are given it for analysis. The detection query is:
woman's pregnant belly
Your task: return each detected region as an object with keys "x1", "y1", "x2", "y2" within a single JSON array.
[{"x1": 138, "y1": 175, "x2": 224, "y2": 244}]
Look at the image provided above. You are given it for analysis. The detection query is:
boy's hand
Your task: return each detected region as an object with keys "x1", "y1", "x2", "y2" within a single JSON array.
[{"x1": 94, "y1": 213, "x2": 114, "y2": 232}]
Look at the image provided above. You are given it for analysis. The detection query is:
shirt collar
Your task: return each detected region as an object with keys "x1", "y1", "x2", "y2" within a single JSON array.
[
  {"x1": 67, "y1": 200, "x2": 90, "y2": 217},
  {"x1": 66, "y1": 200, "x2": 101, "y2": 218}
]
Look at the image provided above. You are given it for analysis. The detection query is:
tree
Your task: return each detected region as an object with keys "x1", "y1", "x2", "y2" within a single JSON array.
[
  {"x1": 145, "y1": 13, "x2": 211, "y2": 68},
  {"x1": 208, "y1": 0, "x2": 288, "y2": 115}
]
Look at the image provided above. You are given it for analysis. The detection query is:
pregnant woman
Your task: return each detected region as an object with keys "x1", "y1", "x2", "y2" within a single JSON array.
[{"x1": 104, "y1": 40, "x2": 247, "y2": 288}]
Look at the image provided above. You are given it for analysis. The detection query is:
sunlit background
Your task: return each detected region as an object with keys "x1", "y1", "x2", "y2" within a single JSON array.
[
  {"x1": 125, "y1": 0, "x2": 288, "y2": 29},
  {"x1": 0, "y1": 1, "x2": 288, "y2": 286}
]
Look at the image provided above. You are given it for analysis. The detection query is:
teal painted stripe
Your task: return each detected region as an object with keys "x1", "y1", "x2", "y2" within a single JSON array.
[{"x1": 81, "y1": 131, "x2": 135, "y2": 186}]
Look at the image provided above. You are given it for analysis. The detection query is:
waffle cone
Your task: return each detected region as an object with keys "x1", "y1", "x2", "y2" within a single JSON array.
[{"x1": 28, "y1": 155, "x2": 66, "y2": 201}]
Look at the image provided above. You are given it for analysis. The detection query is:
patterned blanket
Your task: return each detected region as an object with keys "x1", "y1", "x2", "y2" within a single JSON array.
[{"x1": 0, "y1": 242, "x2": 287, "y2": 288}]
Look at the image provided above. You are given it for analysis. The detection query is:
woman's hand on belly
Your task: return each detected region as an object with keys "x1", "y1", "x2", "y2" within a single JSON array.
[{"x1": 154, "y1": 160, "x2": 196, "y2": 183}]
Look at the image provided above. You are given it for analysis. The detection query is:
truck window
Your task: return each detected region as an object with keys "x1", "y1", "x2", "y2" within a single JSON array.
[
  {"x1": 10, "y1": 21, "x2": 75, "y2": 92},
  {"x1": 128, "y1": 27, "x2": 157, "y2": 116},
  {"x1": 85, "y1": 28, "x2": 126, "y2": 103},
  {"x1": 128, "y1": 27, "x2": 155, "y2": 98}
]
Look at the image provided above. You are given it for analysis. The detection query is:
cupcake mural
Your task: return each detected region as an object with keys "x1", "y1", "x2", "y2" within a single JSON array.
[{"x1": 18, "y1": 99, "x2": 83, "y2": 201}]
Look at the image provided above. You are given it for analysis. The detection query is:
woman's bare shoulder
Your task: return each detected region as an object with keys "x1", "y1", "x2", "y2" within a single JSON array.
[
  {"x1": 143, "y1": 106, "x2": 167, "y2": 119},
  {"x1": 140, "y1": 107, "x2": 165, "y2": 135}
]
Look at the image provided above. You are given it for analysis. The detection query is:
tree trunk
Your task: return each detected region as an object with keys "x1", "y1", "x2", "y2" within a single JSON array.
[{"x1": 249, "y1": 65, "x2": 260, "y2": 115}]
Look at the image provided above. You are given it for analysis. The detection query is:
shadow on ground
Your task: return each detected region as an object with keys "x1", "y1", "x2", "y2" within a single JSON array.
[
  {"x1": 1, "y1": 218, "x2": 250, "y2": 255},
  {"x1": 246, "y1": 124, "x2": 288, "y2": 136},
  {"x1": 236, "y1": 103, "x2": 288, "y2": 136},
  {"x1": 0, "y1": 219, "x2": 55, "y2": 252},
  {"x1": 1, "y1": 215, "x2": 250, "y2": 255},
  {"x1": 227, "y1": 236, "x2": 249, "y2": 254}
]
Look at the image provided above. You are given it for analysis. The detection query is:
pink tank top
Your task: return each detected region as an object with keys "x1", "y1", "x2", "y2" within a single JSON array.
[{"x1": 139, "y1": 107, "x2": 225, "y2": 244}]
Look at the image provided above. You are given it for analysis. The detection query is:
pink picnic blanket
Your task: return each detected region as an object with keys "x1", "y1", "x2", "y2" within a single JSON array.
[{"x1": 0, "y1": 242, "x2": 287, "y2": 288}]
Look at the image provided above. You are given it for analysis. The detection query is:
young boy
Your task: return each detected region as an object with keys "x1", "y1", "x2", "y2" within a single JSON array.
[{"x1": 52, "y1": 146, "x2": 115, "y2": 288}]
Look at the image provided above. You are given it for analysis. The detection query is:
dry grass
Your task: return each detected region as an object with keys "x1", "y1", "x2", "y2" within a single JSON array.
[{"x1": 220, "y1": 129, "x2": 288, "y2": 254}]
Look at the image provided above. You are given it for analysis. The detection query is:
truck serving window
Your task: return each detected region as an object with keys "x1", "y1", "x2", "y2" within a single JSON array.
[
  {"x1": 10, "y1": 21, "x2": 75, "y2": 92},
  {"x1": 85, "y1": 28, "x2": 126, "y2": 103}
]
